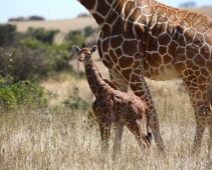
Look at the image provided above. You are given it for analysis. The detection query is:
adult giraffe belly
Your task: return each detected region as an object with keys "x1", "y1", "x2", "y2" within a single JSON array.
[
  {"x1": 100, "y1": 45, "x2": 179, "y2": 81},
  {"x1": 102, "y1": 49, "x2": 179, "y2": 81},
  {"x1": 142, "y1": 64, "x2": 179, "y2": 81},
  {"x1": 142, "y1": 52, "x2": 179, "y2": 80}
]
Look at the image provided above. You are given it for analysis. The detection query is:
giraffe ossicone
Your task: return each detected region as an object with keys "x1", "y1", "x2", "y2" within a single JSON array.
[
  {"x1": 73, "y1": 44, "x2": 152, "y2": 154},
  {"x1": 77, "y1": 0, "x2": 212, "y2": 155}
]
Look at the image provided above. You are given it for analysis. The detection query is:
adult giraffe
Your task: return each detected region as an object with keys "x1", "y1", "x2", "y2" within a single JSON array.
[{"x1": 77, "y1": 0, "x2": 212, "y2": 155}]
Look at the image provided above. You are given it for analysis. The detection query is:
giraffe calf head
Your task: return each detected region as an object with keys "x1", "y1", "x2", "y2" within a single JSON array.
[{"x1": 72, "y1": 44, "x2": 97, "y2": 62}]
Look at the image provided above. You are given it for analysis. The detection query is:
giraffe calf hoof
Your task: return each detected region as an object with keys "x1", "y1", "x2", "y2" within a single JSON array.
[{"x1": 145, "y1": 132, "x2": 152, "y2": 142}]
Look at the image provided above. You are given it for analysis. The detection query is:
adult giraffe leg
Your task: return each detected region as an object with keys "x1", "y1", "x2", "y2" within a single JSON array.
[
  {"x1": 192, "y1": 112, "x2": 209, "y2": 156},
  {"x1": 129, "y1": 78, "x2": 164, "y2": 152},
  {"x1": 176, "y1": 72, "x2": 211, "y2": 156}
]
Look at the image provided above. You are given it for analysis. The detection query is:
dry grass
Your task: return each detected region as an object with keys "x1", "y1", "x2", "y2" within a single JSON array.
[
  {"x1": 1, "y1": 49, "x2": 212, "y2": 168},
  {"x1": 1, "y1": 77, "x2": 212, "y2": 169},
  {"x1": 2, "y1": 57, "x2": 212, "y2": 169}
]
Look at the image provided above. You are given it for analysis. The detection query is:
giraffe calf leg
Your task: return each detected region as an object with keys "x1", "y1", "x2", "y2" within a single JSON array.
[
  {"x1": 113, "y1": 123, "x2": 124, "y2": 152},
  {"x1": 93, "y1": 102, "x2": 111, "y2": 152},
  {"x1": 126, "y1": 120, "x2": 151, "y2": 148},
  {"x1": 99, "y1": 122, "x2": 111, "y2": 152}
]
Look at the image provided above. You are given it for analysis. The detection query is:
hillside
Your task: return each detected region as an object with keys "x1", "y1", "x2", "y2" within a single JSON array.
[
  {"x1": 7, "y1": 6, "x2": 212, "y2": 33},
  {"x1": 8, "y1": 17, "x2": 98, "y2": 33},
  {"x1": 8, "y1": 17, "x2": 98, "y2": 43},
  {"x1": 188, "y1": 6, "x2": 212, "y2": 18}
]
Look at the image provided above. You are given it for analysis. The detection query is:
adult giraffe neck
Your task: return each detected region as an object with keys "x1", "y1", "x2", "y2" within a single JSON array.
[{"x1": 77, "y1": 0, "x2": 124, "y2": 25}]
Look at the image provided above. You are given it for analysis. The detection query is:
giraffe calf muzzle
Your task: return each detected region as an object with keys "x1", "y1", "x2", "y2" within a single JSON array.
[{"x1": 78, "y1": 58, "x2": 84, "y2": 62}]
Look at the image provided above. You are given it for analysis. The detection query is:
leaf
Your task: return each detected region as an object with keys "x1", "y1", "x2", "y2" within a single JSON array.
[{"x1": 5, "y1": 52, "x2": 13, "y2": 57}]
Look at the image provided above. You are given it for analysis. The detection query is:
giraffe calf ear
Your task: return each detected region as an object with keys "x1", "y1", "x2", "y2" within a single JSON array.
[
  {"x1": 72, "y1": 45, "x2": 81, "y2": 53},
  {"x1": 91, "y1": 45, "x2": 97, "y2": 54}
]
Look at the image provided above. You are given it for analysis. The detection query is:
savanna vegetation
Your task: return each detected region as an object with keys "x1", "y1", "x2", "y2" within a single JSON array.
[{"x1": 0, "y1": 16, "x2": 212, "y2": 169}]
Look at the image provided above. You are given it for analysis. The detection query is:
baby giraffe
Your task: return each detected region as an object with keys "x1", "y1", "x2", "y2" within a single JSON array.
[{"x1": 72, "y1": 44, "x2": 152, "y2": 154}]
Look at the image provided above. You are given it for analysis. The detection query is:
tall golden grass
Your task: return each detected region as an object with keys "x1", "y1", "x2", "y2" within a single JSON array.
[{"x1": 1, "y1": 64, "x2": 212, "y2": 169}]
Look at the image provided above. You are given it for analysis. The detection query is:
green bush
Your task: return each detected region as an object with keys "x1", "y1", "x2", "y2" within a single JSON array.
[
  {"x1": 20, "y1": 27, "x2": 59, "y2": 45},
  {"x1": 0, "y1": 37, "x2": 79, "y2": 82},
  {"x1": 0, "y1": 44, "x2": 49, "y2": 82},
  {"x1": 0, "y1": 75, "x2": 51, "y2": 109},
  {"x1": 65, "y1": 30, "x2": 83, "y2": 41},
  {"x1": 20, "y1": 36, "x2": 87, "y2": 74},
  {"x1": 65, "y1": 26, "x2": 98, "y2": 45},
  {"x1": 62, "y1": 87, "x2": 89, "y2": 111},
  {"x1": 22, "y1": 38, "x2": 73, "y2": 73},
  {"x1": 0, "y1": 26, "x2": 92, "y2": 82},
  {"x1": 0, "y1": 24, "x2": 17, "y2": 47}
]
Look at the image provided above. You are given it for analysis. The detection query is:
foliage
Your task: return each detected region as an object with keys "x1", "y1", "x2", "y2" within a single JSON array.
[
  {"x1": 0, "y1": 24, "x2": 17, "y2": 47},
  {"x1": 0, "y1": 37, "x2": 81, "y2": 82},
  {"x1": 0, "y1": 48, "x2": 52, "y2": 109},
  {"x1": 62, "y1": 87, "x2": 89, "y2": 111},
  {"x1": 65, "y1": 30, "x2": 83, "y2": 41},
  {"x1": 0, "y1": 24, "x2": 98, "y2": 82},
  {"x1": 65, "y1": 26, "x2": 99, "y2": 45},
  {"x1": 20, "y1": 27, "x2": 60, "y2": 45},
  {"x1": 21, "y1": 38, "x2": 72, "y2": 73},
  {"x1": 0, "y1": 75, "x2": 51, "y2": 109},
  {"x1": 0, "y1": 45, "x2": 48, "y2": 82}
]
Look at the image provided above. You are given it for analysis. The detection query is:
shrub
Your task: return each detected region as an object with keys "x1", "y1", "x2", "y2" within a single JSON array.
[
  {"x1": 20, "y1": 35, "x2": 87, "y2": 74},
  {"x1": 20, "y1": 27, "x2": 59, "y2": 45},
  {"x1": 65, "y1": 26, "x2": 98, "y2": 45},
  {"x1": 0, "y1": 26, "x2": 89, "y2": 82},
  {"x1": 0, "y1": 75, "x2": 51, "y2": 109},
  {"x1": 0, "y1": 44, "x2": 49, "y2": 82},
  {"x1": 0, "y1": 24, "x2": 17, "y2": 47},
  {"x1": 65, "y1": 30, "x2": 83, "y2": 41},
  {"x1": 84, "y1": 26, "x2": 99, "y2": 37},
  {"x1": 62, "y1": 87, "x2": 89, "y2": 111},
  {"x1": 0, "y1": 38, "x2": 78, "y2": 82}
]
